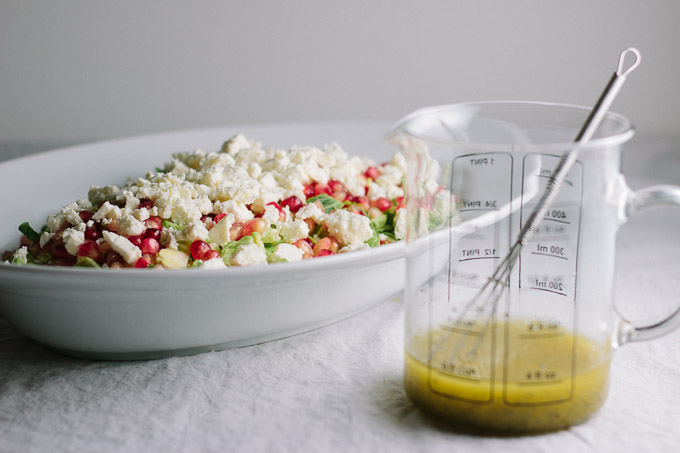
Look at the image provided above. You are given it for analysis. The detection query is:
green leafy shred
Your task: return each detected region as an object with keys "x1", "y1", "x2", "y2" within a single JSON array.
[
  {"x1": 74, "y1": 256, "x2": 100, "y2": 268},
  {"x1": 306, "y1": 194, "x2": 343, "y2": 214},
  {"x1": 219, "y1": 235, "x2": 255, "y2": 263},
  {"x1": 369, "y1": 209, "x2": 397, "y2": 240},
  {"x1": 18, "y1": 222, "x2": 41, "y2": 242},
  {"x1": 162, "y1": 220, "x2": 185, "y2": 230}
]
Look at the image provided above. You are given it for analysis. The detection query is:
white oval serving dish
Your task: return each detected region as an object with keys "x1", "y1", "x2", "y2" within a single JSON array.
[{"x1": 0, "y1": 121, "x2": 405, "y2": 360}]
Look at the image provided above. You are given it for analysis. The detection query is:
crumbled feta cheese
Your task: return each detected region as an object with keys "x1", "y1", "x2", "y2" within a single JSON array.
[
  {"x1": 338, "y1": 243, "x2": 371, "y2": 253},
  {"x1": 208, "y1": 214, "x2": 235, "y2": 245},
  {"x1": 324, "y1": 210, "x2": 373, "y2": 246},
  {"x1": 162, "y1": 228, "x2": 180, "y2": 251},
  {"x1": 62, "y1": 203, "x2": 84, "y2": 227},
  {"x1": 102, "y1": 231, "x2": 142, "y2": 264},
  {"x1": 170, "y1": 199, "x2": 203, "y2": 224},
  {"x1": 213, "y1": 200, "x2": 254, "y2": 223},
  {"x1": 63, "y1": 228, "x2": 86, "y2": 255},
  {"x1": 92, "y1": 201, "x2": 122, "y2": 222},
  {"x1": 262, "y1": 204, "x2": 282, "y2": 226},
  {"x1": 200, "y1": 258, "x2": 227, "y2": 270},
  {"x1": 366, "y1": 181, "x2": 387, "y2": 199},
  {"x1": 229, "y1": 243, "x2": 267, "y2": 266},
  {"x1": 295, "y1": 203, "x2": 327, "y2": 224},
  {"x1": 11, "y1": 246, "x2": 29, "y2": 265},
  {"x1": 394, "y1": 209, "x2": 407, "y2": 240},
  {"x1": 76, "y1": 198, "x2": 94, "y2": 211},
  {"x1": 279, "y1": 219, "x2": 310, "y2": 243},
  {"x1": 46, "y1": 213, "x2": 67, "y2": 233},
  {"x1": 118, "y1": 215, "x2": 145, "y2": 236},
  {"x1": 88, "y1": 185, "x2": 121, "y2": 204},
  {"x1": 180, "y1": 221, "x2": 210, "y2": 242},
  {"x1": 270, "y1": 243, "x2": 304, "y2": 263},
  {"x1": 132, "y1": 207, "x2": 151, "y2": 222},
  {"x1": 222, "y1": 134, "x2": 259, "y2": 156},
  {"x1": 39, "y1": 232, "x2": 55, "y2": 248}
]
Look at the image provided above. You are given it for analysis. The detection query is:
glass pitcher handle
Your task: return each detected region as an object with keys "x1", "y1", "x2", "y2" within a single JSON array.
[{"x1": 617, "y1": 184, "x2": 680, "y2": 344}]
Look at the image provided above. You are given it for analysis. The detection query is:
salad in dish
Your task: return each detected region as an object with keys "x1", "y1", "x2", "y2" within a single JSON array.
[{"x1": 3, "y1": 135, "x2": 413, "y2": 270}]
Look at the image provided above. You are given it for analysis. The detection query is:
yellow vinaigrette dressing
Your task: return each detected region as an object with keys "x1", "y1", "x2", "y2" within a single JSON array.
[{"x1": 404, "y1": 321, "x2": 612, "y2": 433}]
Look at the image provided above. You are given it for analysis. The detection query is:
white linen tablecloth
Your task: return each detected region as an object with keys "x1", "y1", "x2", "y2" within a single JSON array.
[{"x1": 1, "y1": 138, "x2": 680, "y2": 452}]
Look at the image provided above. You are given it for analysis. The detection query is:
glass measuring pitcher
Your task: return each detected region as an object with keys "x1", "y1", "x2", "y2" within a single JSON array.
[{"x1": 390, "y1": 101, "x2": 680, "y2": 433}]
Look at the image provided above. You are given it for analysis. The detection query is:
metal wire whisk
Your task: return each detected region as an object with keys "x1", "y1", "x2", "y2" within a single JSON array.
[{"x1": 450, "y1": 47, "x2": 641, "y2": 359}]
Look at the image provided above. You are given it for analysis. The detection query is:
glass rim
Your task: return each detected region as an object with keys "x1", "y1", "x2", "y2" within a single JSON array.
[{"x1": 389, "y1": 100, "x2": 635, "y2": 152}]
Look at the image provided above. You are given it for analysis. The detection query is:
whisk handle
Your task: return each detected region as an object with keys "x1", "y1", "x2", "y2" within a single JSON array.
[{"x1": 517, "y1": 48, "x2": 641, "y2": 246}]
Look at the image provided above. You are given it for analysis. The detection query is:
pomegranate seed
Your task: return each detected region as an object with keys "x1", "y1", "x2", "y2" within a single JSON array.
[
  {"x1": 332, "y1": 190, "x2": 347, "y2": 201},
  {"x1": 140, "y1": 237, "x2": 160, "y2": 255},
  {"x1": 77, "y1": 240, "x2": 101, "y2": 261},
  {"x1": 105, "y1": 219, "x2": 119, "y2": 232},
  {"x1": 316, "y1": 249, "x2": 334, "y2": 257},
  {"x1": 189, "y1": 240, "x2": 213, "y2": 261},
  {"x1": 395, "y1": 196, "x2": 405, "y2": 210},
  {"x1": 135, "y1": 255, "x2": 153, "y2": 268},
  {"x1": 229, "y1": 222, "x2": 253, "y2": 241},
  {"x1": 205, "y1": 249, "x2": 220, "y2": 260},
  {"x1": 246, "y1": 218, "x2": 267, "y2": 234},
  {"x1": 303, "y1": 218, "x2": 315, "y2": 231},
  {"x1": 142, "y1": 228, "x2": 161, "y2": 241},
  {"x1": 328, "y1": 180, "x2": 345, "y2": 193},
  {"x1": 145, "y1": 216, "x2": 162, "y2": 230},
  {"x1": 105, "y1": 251, "x2": 124, "y2": 266},
  {"x1": 313, "y1": 237, "x2": 339, "y2": 256},
  {"x1": 79, "y1": 210, "x2": 94, "y2": 222},
  {"x1": 314, "y1": 183, "x2": 332, "y2": 196},
  {"x1": 353, "y1": 196, "x2": 370, "y2": 211},
  {"x1": 364, "y1": 166, "x2": 380, "y2": 180},
  {"x1": 313, "y1": 237, "x2": 332, "y2": 254},
  {"x1": 348, "y1": 205, "x2": 364, "y2": 215},
  {"x1": 138, "y1": 199, "x2": 154, "y2": 210},
  {"x1": 84, "y1": 224, "x2": 102, "y2": 241},
  {"x1": 128, "y1": 235, "x2": 143, "y2": 247},
  {"x1": 280, "y1": 196, "x2": 304, "y2": 213},
  {"x1": 372, "y1": 197, "x2": 392, "y2": 212},
  {"x1": 214, "y1": 213, "x2": 227, "y2": 223},
  {"x1": 52, "y1": 244, "x2": 71, "y2": 259},
  {"x1": 303, "y1": 184, "x2": 316, "y2": 199},
  {"x1": 99, "y1": 241, "x2": 113, "y2": 256},
  {"x1": 367, "y1": 207, "x2": 383, "y2": 218},
  {"x1": 293, "y1": 238, "x2": 314, "y2": 259}
]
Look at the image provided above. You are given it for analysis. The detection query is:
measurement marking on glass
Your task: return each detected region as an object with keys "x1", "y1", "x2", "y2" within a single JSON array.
[
  {"x1": 537, "y1": 173, "x2": 574, "y2": 187},
  {"x1": 544, "y1": 217, "x2": 571, "y2": 225},
  {"x1": 459, "y1": 256, "x2": 500, "y2": 262},
  {"x1": 459, "y1": 208, "x2": 500, "y2": 213},
  {"x1": 441, "y1": 326, "x2": 485, "y2": 336},
  {"x1": 518, "y1": 332, "x2": 566, "y2": 339},
  {"x1": 530, "y1": 286, "x2": 567, "y2": 297},
  {"x1": 530, "y1": 252, "x2": 569, "y2": 260},
  {"x1": 517, "y1": 379, "x2": 565, "y2": 386}
]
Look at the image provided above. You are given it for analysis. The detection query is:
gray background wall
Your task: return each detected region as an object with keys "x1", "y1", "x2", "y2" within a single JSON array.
[{"x1": 1, "y1": 0, "x2": 679, "y2": 148}]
